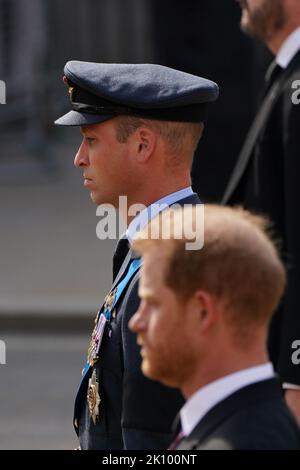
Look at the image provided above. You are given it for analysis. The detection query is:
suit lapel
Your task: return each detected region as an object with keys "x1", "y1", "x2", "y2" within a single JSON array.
[
  {"x1": 176, "y1": 193, "x2": 201, "y2": 206},
  {"x1": 222, "y1": 50, "x2": 300, "y2": 205},
  {"x1": 176, "y1": 378, "x2": 282, "y2": 449}
]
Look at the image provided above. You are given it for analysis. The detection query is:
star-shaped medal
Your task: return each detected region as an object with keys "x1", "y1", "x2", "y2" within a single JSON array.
[{"x1": 87, "y1": 370, "x2": 101, "y2": 425}]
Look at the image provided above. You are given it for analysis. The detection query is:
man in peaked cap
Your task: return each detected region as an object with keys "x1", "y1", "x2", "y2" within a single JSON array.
[{"x1": 55, "y1": 61, "x2": 218, "y2": 450}]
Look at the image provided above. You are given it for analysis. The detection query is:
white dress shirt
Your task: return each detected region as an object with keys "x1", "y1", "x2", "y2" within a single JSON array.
[
  {"x1": 276, "y1": 26, "x2": 300, "y2": 69},
  {"x1": 180, "y1": 363, "x2": 275, "y2": 437},
  {"x1": 126, "y1": 186, "x2": 195, "y2": 244}
]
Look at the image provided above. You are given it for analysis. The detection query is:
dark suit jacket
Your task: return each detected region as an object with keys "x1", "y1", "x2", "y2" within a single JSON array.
[
  {"x1": 176, "y1": 378, "x2": 300, "y2": 450},
  {"x1": 222, "y1": 51, "x2": 300, "y2": 384},
  {"x1": 150, "y1": 0, "x2": 263, "y2": 202},
  {"x1": 75, "y1": 193, "x2": 201, "y2": 450}
]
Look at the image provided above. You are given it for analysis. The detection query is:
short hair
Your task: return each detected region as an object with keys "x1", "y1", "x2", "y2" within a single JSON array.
[
  {"x1": 133, "y1": 205, "x2": 286, "y2": 345},
  {"x1": 114, "y1": 116, "x2": 204, "y2": 166}
]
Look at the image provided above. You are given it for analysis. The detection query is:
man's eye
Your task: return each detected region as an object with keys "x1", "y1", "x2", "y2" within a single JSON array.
[{"x1": 86, "y1": 137, "x2": 96, "y2": 144}]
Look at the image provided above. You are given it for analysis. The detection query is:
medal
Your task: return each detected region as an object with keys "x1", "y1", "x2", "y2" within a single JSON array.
[
  {"x1": 104, "y1": 288, "x2": 116, "y2": 311},
  {"x1": 87, "y1": 312, "x2": 99, "y2": 366},
  {"x1": 87, "y1": 313, "x2": 108, "y2": 366},
  {"x1": 86, "y1": 289, "x2": 117, "y2": 367},
  {"x1": 87, "y1": 369, "x2": 101, "y2": 424}
]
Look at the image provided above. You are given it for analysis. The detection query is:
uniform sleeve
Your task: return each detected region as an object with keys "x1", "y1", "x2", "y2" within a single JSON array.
[
  {"x1": 278, "y1": 79, "x2": 300, "y2": 384},
  {"x1": 120, "y1": 273, "x2": 184, "y2": 450}
]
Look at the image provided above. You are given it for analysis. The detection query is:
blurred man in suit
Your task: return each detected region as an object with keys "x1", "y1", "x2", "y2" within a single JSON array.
[
  {"x1": 129, "y1": 205, "x2": 300, "y2": 449},
  {"x1": 222, "y1": 0, "x2": 300, "y2": 423},
  {"x1": 150, "y1": 0, "x2": 261, "y2": 202}
]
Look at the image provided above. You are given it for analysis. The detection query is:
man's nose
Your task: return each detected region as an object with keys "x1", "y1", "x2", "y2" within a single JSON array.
[
  {"x1": 129, "y1": 308, "x2": 147, "y2": 333},
  {"x1": 74, "y1": 140, "x2": 89, "y2": 167}
]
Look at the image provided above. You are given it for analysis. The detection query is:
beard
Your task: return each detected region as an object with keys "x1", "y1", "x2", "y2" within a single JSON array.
[
  {"x1": 140, "y1": 338, "x2": 197, "y2": 390},
  {"x1": 239, "y1": 0, "x2": 285, "y2": 43}
]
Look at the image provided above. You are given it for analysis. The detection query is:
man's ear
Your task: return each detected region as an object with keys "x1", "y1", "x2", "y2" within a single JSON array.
[
  {"x1": 133, "y1": 127, "x2": 157, "y2": 163},
  {"x1": 192, "y1": 290, "x2": 218, "y2": 332}
]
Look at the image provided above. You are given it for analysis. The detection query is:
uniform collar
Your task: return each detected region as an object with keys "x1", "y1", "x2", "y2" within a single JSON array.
[
  {"x1": 126, "y1": 186, "x2": 194, "y2": 245},
  {"x1": 276, "y1": 26, "x2": 300, "y2": 69},
  {"x1": 180, "y1": 362, "x2": 275, "y2": 437}
]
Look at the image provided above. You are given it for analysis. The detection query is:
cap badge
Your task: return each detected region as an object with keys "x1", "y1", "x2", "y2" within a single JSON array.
[{"x1": 62, "y1": 75, "x2": 74, "y2": 101}]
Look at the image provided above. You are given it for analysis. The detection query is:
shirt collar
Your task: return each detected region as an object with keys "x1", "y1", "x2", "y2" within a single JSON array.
[
  {"x1": 126, "y1": 186, "x2": 194, "y2": 245},
  {"x1": 276, "y1": 26, "x2": 300, "y2": 69},
  {"x1": 180, "y1": 362, "x2": 275, "y2": 437}
]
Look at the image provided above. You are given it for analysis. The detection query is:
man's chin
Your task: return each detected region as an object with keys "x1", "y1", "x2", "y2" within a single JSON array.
[
  {"x1": 88, "y1": 190, "x2": 98, "y2": 204},
  {"x1": 89, "y1": 191, "x2": 118, "y2": 207},
  {"x1": 142, "y1": 360, "x2": 161, "y2": 382},
  {"x1": 90, "y1": 191, "x2": 109, "y2": 206},
  {"x1": 141, "y1": 361, "x2": 178, "y2": 388}
]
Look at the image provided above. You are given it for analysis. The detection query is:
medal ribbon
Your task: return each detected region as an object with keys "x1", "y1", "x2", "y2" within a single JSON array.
[
  {"x1": 80, "y1": 258, "x2": 142, "y2": 383},
  {"x1": 103, "y1": 258, "x2": 141, "y2": 321}
]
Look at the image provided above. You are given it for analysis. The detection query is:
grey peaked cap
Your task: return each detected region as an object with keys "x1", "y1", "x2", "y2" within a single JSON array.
[{"x1": 55, "y1": 61, "x2": 219, "y2": 126}]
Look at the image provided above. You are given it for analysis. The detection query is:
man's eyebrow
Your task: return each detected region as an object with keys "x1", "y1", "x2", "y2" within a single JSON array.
[{"x1": 81, "y1": 126, "x2": 96, "y2": 136}]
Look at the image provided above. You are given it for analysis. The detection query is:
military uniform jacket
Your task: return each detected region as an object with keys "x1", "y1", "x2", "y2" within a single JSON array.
[
  {"x1": 222, "y1": 51, "x2": 300, "y2": 385},
  {"x1": 74, "y1": 193, "x2": 201, "y2": 450},
  {"x1": 176, "y1": 378, "x2": 300, "y2": 450}
]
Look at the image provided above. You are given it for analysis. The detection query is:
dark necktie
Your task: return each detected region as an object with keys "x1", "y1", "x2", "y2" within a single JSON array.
[
  {"x1": 112, "y1": 236, "x2": 130, "y2": 280},
  {"x1": 168, "y1": 430, "x2": 185, "y2": 450},
  {"x1": 263, "y1": 61, "x2": 283, "y2": 96}
]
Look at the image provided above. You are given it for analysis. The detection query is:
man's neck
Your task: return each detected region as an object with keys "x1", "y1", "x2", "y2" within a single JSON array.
[
  {"x1": 268, "y1": 24, "x2": 300, "y2": 55},
  {"x1": 123, "y1": 178, "x2": 192, "y2": 225},
  {"x1": 182, "y1": 348, "x2": 269, "y2": 399}
]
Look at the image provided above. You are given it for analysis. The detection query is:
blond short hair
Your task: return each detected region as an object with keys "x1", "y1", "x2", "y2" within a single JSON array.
[{"x1": 133, "y1": 205, "x2": 286, "y2": 344}]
